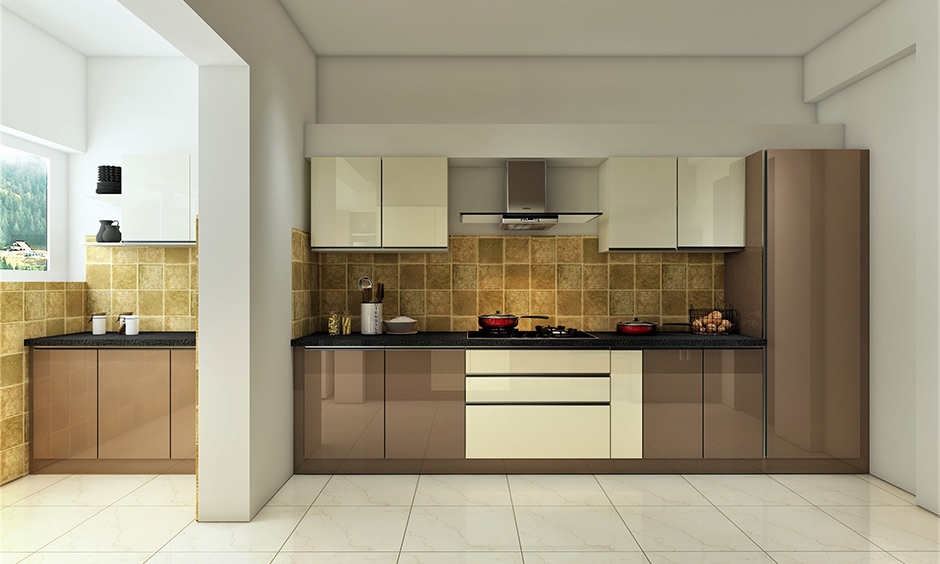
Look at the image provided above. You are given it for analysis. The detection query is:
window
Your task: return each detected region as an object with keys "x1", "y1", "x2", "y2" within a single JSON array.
[{"x1": 0, "y1": 144, "x2": 49, "y2": 271}]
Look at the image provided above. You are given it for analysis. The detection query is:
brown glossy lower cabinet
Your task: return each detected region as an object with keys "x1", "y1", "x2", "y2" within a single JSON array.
[
  {"x1": 31, "y1": 347, "x2": 196, "y2": 472},
  {"x1": 703, "y1": 349, "x2": 763, "y2": 459},
  {"x1": 31, "y1": 349, "x2": 98, "y2": 462},
  {"x1": 385, "y1": 350, "x2": 464, "y2": 459},
  {"x1": 643, "y1": 350, "x2": 703, "y2": 459}
]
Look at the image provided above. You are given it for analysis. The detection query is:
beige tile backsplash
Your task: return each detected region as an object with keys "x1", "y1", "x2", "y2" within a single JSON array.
[
  {"x1": 292, "y1": 234, "x2": 724, "y2": 334},
  {"x1": 84, "y1": 241, "x2": 198, "y2": 332}
]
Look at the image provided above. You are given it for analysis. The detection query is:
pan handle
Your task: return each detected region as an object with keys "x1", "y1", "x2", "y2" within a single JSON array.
[{"x1": 520, "y1": 315, "x2": 549, "y2": 320}]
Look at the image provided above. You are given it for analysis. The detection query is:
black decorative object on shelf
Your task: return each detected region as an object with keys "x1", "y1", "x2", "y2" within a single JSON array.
[
  {"x1": 96, "y1": 165, "x2": 121, "y2": 194},
  {"x1": 96, "y1": 220, "x2": 122, "y2": 243}
]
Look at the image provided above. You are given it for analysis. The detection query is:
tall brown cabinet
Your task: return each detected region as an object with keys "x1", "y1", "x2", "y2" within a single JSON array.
[{"x1": 726, "y1": 149, "x2": 869, "y2": 472}]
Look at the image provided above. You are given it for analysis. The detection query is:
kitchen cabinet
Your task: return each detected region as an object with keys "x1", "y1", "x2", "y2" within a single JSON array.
[
  {"x1": 309, "y1": 156, "x2": 447, "y2": 250},
  {"x1": 643, "y1": 349, "x2": 703, "y2": 459},
  {"x1": 703, "y1": 349, "x2": 763, "y2": 459},
  {"x1": 611, "y1": 350, "x2": 643, "y2": 459},
  {"x1": 599, "y1": 157, "x2": 677, "y2": 251},
  {"x1": 382, "y1": 157, "x2": 448, "y2": 249},
  {"x1": 31, "y1": 349, "x2": 98, "y2": 465},
  {"x1": 464, "y1": 349, "x2": 611, "y2": 459},
  {"x1": 170, "y1": 349, "x2": 196, "y2": 460},
  {"x1": 764, "y1": 149, "x2": 869, "y2": 469},
  {"x1": 122, "y1": 154, "x2": 195, "y2": 242},
  {"x1": 677, "y1": 157, "x2": 746, "y2": 248},
  {"x1": 385, "y1": 350, "x2": 464, "y2": 459},
  {"x1": 98, "y1": 350, "x2": 170, "y2": 459},
  {"x1": 296, "y1": 349, "x2": 385, "y2": 463},
  {"x1": 310, "y1": 157, "x2": 382, "y2": 248}
]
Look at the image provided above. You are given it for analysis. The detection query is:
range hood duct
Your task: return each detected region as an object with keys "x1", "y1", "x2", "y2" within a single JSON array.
[{"x1": 459, "y1": 159, "x2": 601, "y2": 231}]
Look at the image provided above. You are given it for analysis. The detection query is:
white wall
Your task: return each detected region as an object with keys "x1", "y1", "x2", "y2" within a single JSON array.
[
  {"x1": 67, "y1": 57, "x2": 198, "y2": 280},
  {"x1": 818, "y1": 54, "x2": 916, "y2": 494},
  {"x1": 317, "y1": 56, "x2": 815, "y2": 125},
  {"x1": 0, "y1": 8, "x2": 85, "y2": 152},
  {"x1": 183, "y1": 0, "x2": 317, "y2": 518}
]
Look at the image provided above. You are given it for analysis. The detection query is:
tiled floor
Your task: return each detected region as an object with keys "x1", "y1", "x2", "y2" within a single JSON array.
[{"x1": 0, "y1": 472, "x2": 935, "y2": 563}]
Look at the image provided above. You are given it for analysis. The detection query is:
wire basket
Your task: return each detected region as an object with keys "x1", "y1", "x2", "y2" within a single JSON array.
[{"x1": 689, "y1": 305, "x2": 737, "y2": 335}]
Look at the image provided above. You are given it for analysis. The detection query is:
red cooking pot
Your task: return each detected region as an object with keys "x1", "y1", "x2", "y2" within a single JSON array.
[
  {"x1": 617, "y1": 318, "x2": 657, "y2": 335},
  {"x1": 478, "y1": 311, "x2": 549, "y2": 330}
]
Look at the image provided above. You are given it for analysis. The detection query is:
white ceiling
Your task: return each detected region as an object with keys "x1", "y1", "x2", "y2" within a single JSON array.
[
  {"x1": 1, "y1": 0, "x2": 181, "y2": 57},
  {"x1": 279, "y1": 0, "x2": 884, "y2": 57}
]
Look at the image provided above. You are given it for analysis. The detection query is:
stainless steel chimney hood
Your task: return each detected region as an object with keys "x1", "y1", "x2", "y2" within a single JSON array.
[{"x1": 459, "y1": 159, "x2": 601, "y2": 231}]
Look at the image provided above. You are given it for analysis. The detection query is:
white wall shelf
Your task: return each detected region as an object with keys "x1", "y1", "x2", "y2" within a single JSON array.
[
  {"x1": 83, "y1": 241, "x2": 195, "y2": 247},
  {"x1": 82, "y1": 194, "x2": 121, "y2": 204}
]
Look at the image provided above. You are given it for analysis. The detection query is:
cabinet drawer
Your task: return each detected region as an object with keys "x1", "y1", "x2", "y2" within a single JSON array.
[
  {"x1": 465, "y1": 350, "x2": 610, "y2": 375},
  {"x1": 466, "y1": 405, "x2": 610, "y2": 459},
  {"x1": 466, "y1": 376, "x2": 609, "y2": 403}
]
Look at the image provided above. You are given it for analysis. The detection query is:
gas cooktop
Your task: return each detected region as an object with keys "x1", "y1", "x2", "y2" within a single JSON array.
[{"x1": 467, "y1": 325, "x2": 597, "y2": 339}]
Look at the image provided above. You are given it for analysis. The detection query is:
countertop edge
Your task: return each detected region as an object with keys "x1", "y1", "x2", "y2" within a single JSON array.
[
  {"x1": 291, "y1": 332, "x2": 766, "y2": 349},
  {"x1": 25, "y1": 331, "x2": 197, "y2": 348}
]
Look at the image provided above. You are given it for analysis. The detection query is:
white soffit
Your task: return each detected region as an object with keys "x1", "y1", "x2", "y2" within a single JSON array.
[
  {"x1": 1, "y1": 0, "x2": 181, "y2": 56},
  {"x1": 279, "y1": 0, "x2": 885, "y2": 57}
]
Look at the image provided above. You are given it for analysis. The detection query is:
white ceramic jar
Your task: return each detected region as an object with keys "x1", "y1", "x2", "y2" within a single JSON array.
[
  {"x1": 120, "y1": 314, "x2": 139, "y2": 336},
  {"x1": 91, "y1": 315, "x2": 106, "y2": 335}
]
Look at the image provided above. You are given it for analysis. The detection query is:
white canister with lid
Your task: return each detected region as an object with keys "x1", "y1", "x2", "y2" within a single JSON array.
[
  {"x1": 120, "y1": 314, "x2": 139, "y2": 336},
  {"x1": 91, "y1": 315, "x2": 106, "y2": 335}
]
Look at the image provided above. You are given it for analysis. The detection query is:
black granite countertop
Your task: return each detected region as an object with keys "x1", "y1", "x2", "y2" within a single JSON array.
[
  {"x1": 25, "y1": 332, "x2": 196, "y2": 348},
  {"x1": 291, "y1": 331, "x2": 765, "y2": 349}
]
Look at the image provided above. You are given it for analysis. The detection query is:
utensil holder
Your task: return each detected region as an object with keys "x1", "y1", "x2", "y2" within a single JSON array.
[{"x1": 360, "y1": 302, "x2": 383, "y2": 335}]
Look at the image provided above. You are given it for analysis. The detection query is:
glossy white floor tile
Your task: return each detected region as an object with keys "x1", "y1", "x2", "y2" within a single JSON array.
[
  {"x1": 683, "y1": 475, "x2": 809, "y2": 506},
  {"x1": 719, "y1": 506, "x2": 878, "y2": 552},
  {"x1": 597, "y1": 475, "x2": 710, "y2": 506},
  {"x1": 402, "y1": 506, "x2": 519, "y2": 552},
  {"x1": 265, "y1": 475, "x2": 330, "y2": 507},
  {"x1": 413, "y1": 475, "x2": 512, "y2": 506},
  {"x1": 617, "y1": 506, "x2": 760, "y2": 552},
  {"x1": 644, "y1": 553, "x2": 774, "y2": 564},
  {"x1": 0, "y1": 506, "x2": 101, "y2": 552},
  {"x1": 113, "y1": 475, "x2": 197, "y2": 507},
  {"x1": 772, "y1": 475, "x2": 912, "y2": 506},
  {"x1": 19, "y1": 554, "x2": 152, "y2": 564},
  {"x1": 164, "y1": 507, "x2": 307, "y2": 552},
  {"x1": 281, "y1": 506, "x2": 411, "y2": 552},
  {"x1": 272, "y1": 554, "x2": 397, "y2": 564},
  {"x1": 515, "y1": 506, "x2": 641, "y2": 552},
  {"x1": 509, "y1": 475, "x2": 611, "y2": 506},
  {"x1": 819, "y1": 505, "x2": 940, "y2": 551},
  {"x1": 0, "y1": 476, "x2": 68, "y2": 507},
  {"x1": 398, "y1": 551, "x2": 523, "y2": 563},
  {"x1": 524, "y1": 552, "x2": 650, "y2": 563},
  {"x1": 13, "y1": 475, "x2": 154, "y2": 507},
  {"x1": 313, "y1": 475, "x2": 417, "y2": 506},
  {"x1": 1, "y1": 472, "x2": 936, "y2": 563}
]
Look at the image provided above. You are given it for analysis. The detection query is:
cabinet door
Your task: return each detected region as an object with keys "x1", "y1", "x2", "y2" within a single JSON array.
[
  {"x1": 703, "y1": 349, "x2": 763, "y2": 459},
  {"x1": 382, "y1": 157, "x2": 448, "y2": 249},
  {"x1": 385, "y1": 350, "x2": 464, "y2": 459},
  {"x1": 122, "y1": 154, "x2": 192, "y2": 242},
  {"x1": 31, "y1": 349, "x2": 98, "y2": 462},
  {"x1": 643, "y1": 350, "x2": 702, "y2": 459},
  {"x1": 301, "y1": 350, "x2": 385, "y2": 460},
  {"x1": 170, "y1": 349, "x2": 196, "y2": 460},
  {"x1": 611, "y1": 351, "x2": 643, "y2": 459},
  {"x1": 677, "y1": 157, "x2": 746, "y2": 248},
  {"x1": 310, "y1": 157, "x2": 382, "y2": 248},
  {"x1": 98, "y1": 350, "x2": 170, "y2": 459},
  {"x1": 599, "y1": 157, "x2": 677, "y2": 251}
]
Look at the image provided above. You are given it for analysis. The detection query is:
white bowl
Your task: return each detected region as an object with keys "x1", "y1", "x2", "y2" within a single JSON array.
[{"x1": 383, "y1": 320, "x2": 417, "y2": 334}]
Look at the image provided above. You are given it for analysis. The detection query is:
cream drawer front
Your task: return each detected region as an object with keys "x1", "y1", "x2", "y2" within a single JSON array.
[
  {"x1": 465, "y1": 350, "x2": 610, "y2": 375},
  {"x1": 466, "y1": 376, "x2": 609, "y2": 403},
  {"x1": 466, "y1": 405, "x2": 610, "y2": 459}
]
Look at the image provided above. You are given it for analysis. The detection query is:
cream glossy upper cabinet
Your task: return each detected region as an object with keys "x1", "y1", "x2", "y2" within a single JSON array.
[
  {"x1": 310, "y1": 157, "x2": 382, "y2": 248},
  {"x1": 122, "y1": 154, "x2": 194, "y2": 242},
  {"x1": 599, "y1": 157, "x2": 677, "y2": 251},
  {"x1": 381, "y1": 157, "x2": 448, "y2": 249},
  {"x1": 677, "y1": 157, "x2": 745, "y2": 248}
]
